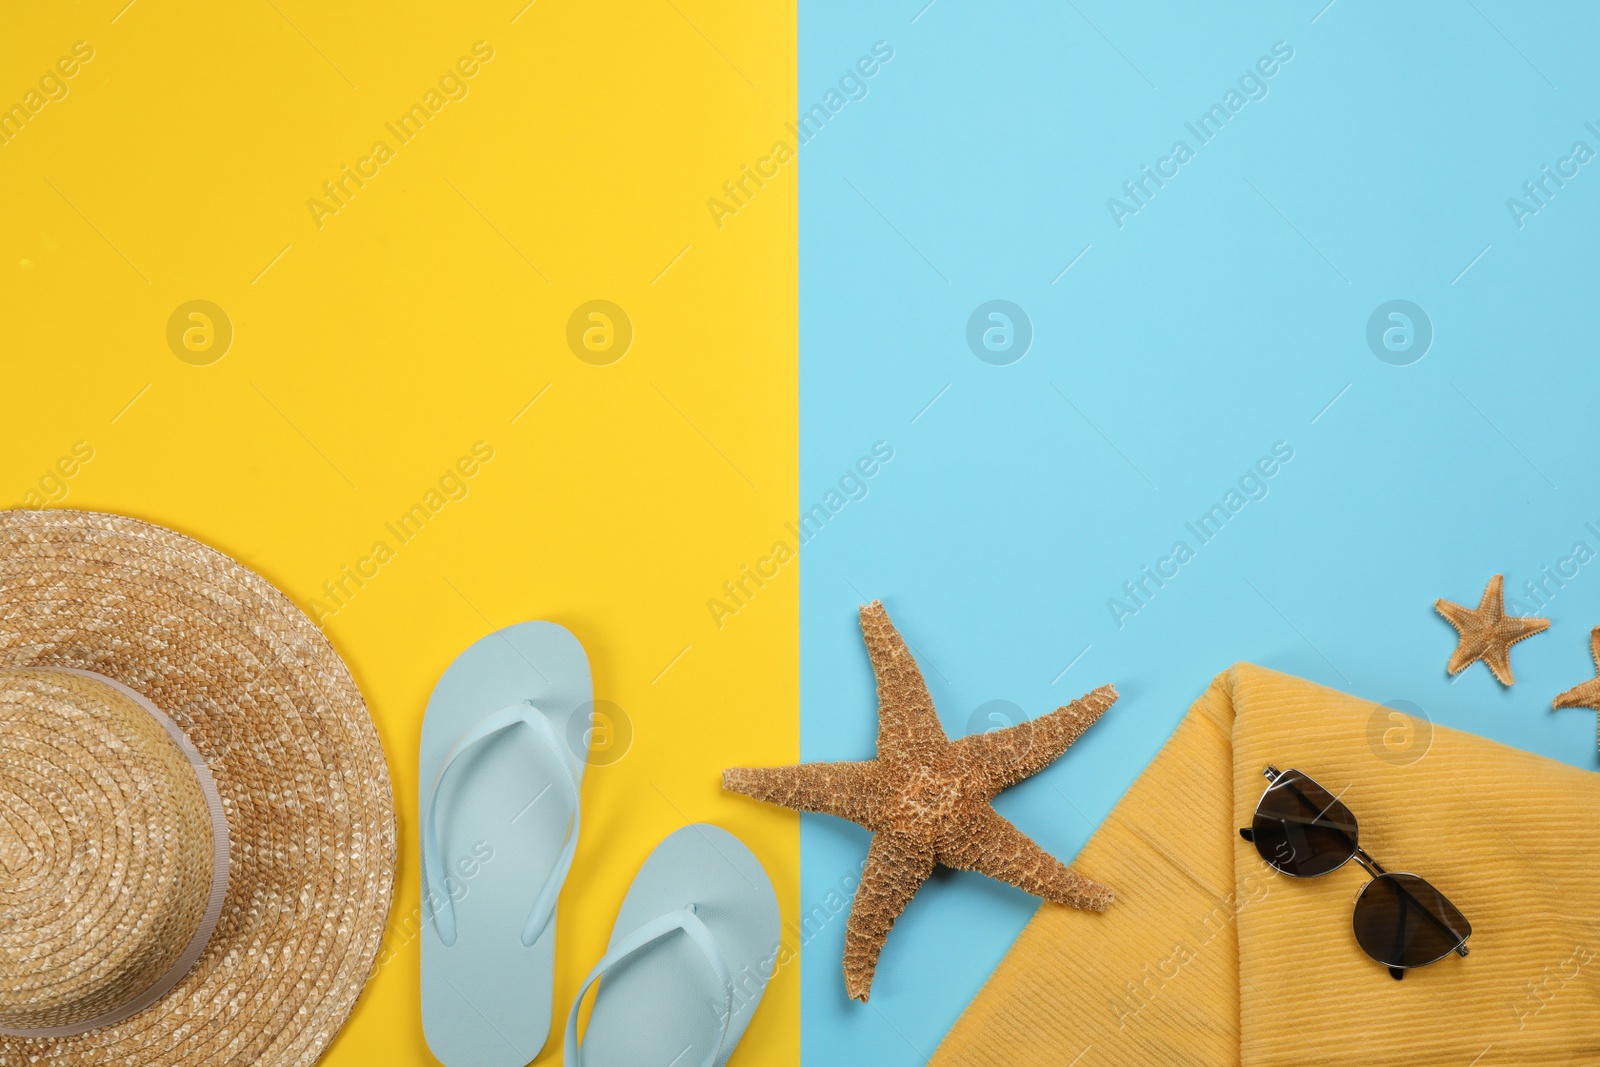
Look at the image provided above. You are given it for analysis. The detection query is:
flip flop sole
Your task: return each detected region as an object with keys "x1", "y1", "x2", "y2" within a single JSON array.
[
  {"x1": 420, "y1": 620, "x2": 591, "y2": 1067},
  {"x1": 578, "y1": 825, "x2": 780, "y2": 1067}
]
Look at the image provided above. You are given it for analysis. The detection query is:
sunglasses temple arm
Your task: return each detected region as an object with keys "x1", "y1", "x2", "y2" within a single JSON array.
[
  {"x1": 1389, "y1": 881, "x2": 1410, "y2": 968},
  {"x1": 1406, "y1": 880, "x2": 1470, "y2": 955},
  {"x1": 1266, "y1": 810, "x2": 1361, "y2": 836}
]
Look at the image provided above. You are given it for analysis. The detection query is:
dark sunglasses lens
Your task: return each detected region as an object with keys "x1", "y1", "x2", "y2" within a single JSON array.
[
  {"x1": 1352, "y1": 872, "x2": 1470, "y2": 969},
  {"x1": 1250, "y1": 769, "x2": 1358, "y2": 876}
]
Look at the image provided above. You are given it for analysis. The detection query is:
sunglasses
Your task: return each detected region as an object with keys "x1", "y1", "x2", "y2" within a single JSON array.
[{"x1": 1238, "y1": 765, "x2": 1471, "y2": 979}]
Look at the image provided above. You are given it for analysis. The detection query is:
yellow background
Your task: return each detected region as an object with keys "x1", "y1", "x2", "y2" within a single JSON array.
[{"x1": 0, "y1": 1, "x2": 798, "y2": 1063}]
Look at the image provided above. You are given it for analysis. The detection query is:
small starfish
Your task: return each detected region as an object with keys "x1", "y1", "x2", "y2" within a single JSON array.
[
  {"x1": 1553, "y1": 626, "x2": 1600, "y2": 754},
  {"x1": 722, "y1": 601, "x2": 1114, "y2": 1001},
  {"x1": 1435, "y1": 574, "x2": 1549, "y2": 686}
]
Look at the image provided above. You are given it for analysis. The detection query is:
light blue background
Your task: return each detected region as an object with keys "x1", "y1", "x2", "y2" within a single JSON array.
[{"x1": 799, "y1": 1, "x2": 1600, "y2": 1062}]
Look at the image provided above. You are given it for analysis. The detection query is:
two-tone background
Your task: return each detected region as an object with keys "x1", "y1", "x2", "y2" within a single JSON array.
[{"x1": 5, "y1": 1, "x2": 1598, "y2": 1063}]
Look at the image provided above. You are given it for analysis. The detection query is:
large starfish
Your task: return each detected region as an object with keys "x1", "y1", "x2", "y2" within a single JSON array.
[
  {"x1": 1553, "y1": 626, "x2": 1600, "y2": 754},
  {"x1": 1435, "y1": 574, "x2": 1548, "y2": 686},
  {"x1": 722, "y1": 601, "x2": 1115, "y2": 1001}
]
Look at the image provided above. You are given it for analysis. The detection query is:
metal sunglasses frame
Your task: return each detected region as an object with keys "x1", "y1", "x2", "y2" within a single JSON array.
[{"x1": 1238, "y1": 764, "x2": 1471, "y2": 979}]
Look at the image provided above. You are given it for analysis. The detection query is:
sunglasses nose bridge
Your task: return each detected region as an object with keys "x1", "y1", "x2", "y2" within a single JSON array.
[{"x1": 1351, "y1": 846, "x2": 1386, "y2": 879}]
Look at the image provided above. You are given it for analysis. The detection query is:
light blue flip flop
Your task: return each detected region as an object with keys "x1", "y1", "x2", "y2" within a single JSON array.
[
  {"x1": 564, "y1": 825, "x2": 780, "y2": 1067},
  {"x1": 420, "y1": 621, "x2": 591, "y2": 1066}
]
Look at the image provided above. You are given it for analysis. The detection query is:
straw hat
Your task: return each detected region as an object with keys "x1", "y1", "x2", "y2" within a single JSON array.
[{"x1": 0, "y1": 510, "x2": 396, "y2": 1066}]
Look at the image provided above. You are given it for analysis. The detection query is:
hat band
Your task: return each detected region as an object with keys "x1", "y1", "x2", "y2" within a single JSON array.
[{"x1": 0, "y1": 669, "x2": 232, "y2": 1039}]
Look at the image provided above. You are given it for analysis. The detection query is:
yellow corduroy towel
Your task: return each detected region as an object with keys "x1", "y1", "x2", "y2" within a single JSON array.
[{"x1": 930, "y1": 664, "x2": 1600, "y2": 1067}]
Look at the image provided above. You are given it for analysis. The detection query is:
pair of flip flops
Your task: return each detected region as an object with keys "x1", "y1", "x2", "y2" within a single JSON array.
[{"x1": 419, "y1": 621, "x2": 779, "y2": 1066}]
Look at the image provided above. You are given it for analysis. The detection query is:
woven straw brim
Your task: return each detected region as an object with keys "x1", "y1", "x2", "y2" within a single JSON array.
[{"x1": 0, "y1": 510, "x2": 397, "y2": 1067}]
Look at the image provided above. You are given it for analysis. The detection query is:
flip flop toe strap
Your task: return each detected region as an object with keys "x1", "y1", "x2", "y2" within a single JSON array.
[
  {"x1": 423, "y1": 701, "x2": 582, "y2": 947},
  {"x1": 564, "y1": 906, "x2": 733, "y2": 1067}
]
